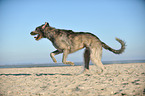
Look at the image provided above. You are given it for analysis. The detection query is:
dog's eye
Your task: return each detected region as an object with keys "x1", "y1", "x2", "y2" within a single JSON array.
[{"x1": 36, "y1": 28, "x2": 39, "y2": 31}]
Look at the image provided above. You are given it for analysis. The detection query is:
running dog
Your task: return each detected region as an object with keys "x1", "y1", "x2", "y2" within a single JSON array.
[{"x1": 30, "y1": 22, "x2": 125, "y2": 74}]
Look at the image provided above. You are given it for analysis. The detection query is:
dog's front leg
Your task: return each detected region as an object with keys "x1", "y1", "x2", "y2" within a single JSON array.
[
  {"x1": 50, "y1": 50, "x2": 62, "y2": 63},
  {"x1": 62, "y1": 49, "x2": 74, "y2": 66}
]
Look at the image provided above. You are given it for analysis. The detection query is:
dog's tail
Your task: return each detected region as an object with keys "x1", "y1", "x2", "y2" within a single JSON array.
[{"x1": 101, "y1": 38, "x2": 126, "y2": 54}]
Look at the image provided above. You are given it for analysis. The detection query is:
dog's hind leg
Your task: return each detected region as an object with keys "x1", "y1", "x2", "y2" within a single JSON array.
[
  {"x1": 50, "y1": 50, "x2": 62, "y2": 63},
  {"x1": 78, "y1": 47, "x2": 91, "y2": 75},
  {"x1": 90, "y1": 46, "x2": 105, "y2": 74},
  {"x1": 80, "y1": 47, "x2": 90, "y2": 74},
  {"x1": 62, "y1": 49, "x2": 74, "y2": 65},
  {"x1": 84, "y1": 47, "x2": 90, "y2": 70}
]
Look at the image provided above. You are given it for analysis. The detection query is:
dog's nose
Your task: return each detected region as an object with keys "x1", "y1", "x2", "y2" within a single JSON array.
[
  {"x1": 30, "y1": 32, "x2": 33, "y2": 35},
  {"x1": 30, "y1": 31, "x2": 34, "y2": 35}
]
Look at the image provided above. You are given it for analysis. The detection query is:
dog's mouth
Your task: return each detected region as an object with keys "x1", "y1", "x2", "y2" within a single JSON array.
[{"x1": 30, "y1": 31, "x2": 42, "y2": 40}]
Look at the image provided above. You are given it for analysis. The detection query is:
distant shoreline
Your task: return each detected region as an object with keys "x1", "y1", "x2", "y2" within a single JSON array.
[{"x1": 0, "y1": 60, "x2": 145, "y2": 68}]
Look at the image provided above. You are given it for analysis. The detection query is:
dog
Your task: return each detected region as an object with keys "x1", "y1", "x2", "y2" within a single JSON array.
[{"x1": 30, "y1": 22, "x2": 125, "y2": 74}]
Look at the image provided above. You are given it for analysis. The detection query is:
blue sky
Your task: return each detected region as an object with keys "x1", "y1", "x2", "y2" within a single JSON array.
[{"x1": 0, "y1": 0, "x2": 145, "y2": 65}]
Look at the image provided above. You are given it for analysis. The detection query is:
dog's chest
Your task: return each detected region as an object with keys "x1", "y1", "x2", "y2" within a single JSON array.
[{"x1": 52, "y1": 36, "x2": 71, "y2": 50}]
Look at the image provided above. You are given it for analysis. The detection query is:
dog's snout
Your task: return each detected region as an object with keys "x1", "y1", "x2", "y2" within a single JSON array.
[
  {"x1": 30, "y1": 31, "x2": 37, "y2": 35},
  {"x1": 30, "y1": 31, "x2": 33, "y2": 35}
]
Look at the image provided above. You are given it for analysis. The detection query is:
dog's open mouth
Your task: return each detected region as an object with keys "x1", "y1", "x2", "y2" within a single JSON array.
[
  {"x1": 34, "y1": 34, "x2": 40, "y2": 40},
  {"x1": 30, "y1": 32, "x2": 42, "y2": 40}
]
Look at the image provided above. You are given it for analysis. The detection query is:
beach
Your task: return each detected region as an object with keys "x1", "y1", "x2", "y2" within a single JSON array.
[{"x1": 0, "y1": 63, "x2": 145, "y2": 96}]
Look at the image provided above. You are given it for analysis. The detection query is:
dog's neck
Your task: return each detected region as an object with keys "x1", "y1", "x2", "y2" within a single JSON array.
[
  {"x1": 43, "y1": 26, "x2": 58, "y2": 42},
  {"x1": 43, "y1": 26, "x2": 75, "y2": 42}
]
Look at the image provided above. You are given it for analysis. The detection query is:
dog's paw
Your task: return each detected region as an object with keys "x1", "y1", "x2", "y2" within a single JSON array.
[
  {"x1": 63, "y1": 61, "x2": 74, "y2": 66},
  {"x1": 76, "y1": 69, "x2": 90, "y2": 76},
  {"x1": 53, "y1": 60, "x2": 57, "y2": 63},
  {"x1": 96, "y1": 69, "x2": 104, "y2": 75},
  {"x1": 67, "y1": 61, "x2": 74, "y2": 66},
  {"x1": 69, "y1": 62, "x2": 74, "y2": 66}
]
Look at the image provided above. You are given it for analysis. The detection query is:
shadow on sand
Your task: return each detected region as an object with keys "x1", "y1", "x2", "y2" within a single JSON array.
[
  {"x1": 0, "y1": 74, "x2": 31, "y2": 76},
  {"x1": 36, "y1": 73, "x2": 72, "y2": 76},
  {"x1": 0, "y1": 73, "x2": 72, "y2": 76}
]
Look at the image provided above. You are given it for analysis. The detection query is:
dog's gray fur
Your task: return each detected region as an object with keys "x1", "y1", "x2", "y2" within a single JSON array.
[{"x1": 30, "y1": 22, "x2": 125, "y2": 74}]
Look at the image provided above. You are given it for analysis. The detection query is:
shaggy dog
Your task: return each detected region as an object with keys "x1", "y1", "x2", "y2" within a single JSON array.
[{"x1": 30, "y1": 22, "x2": 125, "y2": 74}]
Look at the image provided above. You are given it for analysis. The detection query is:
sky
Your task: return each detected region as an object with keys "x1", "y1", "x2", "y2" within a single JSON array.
[{"x1": 0, "y1": 0, "x2": 145, "y2": 65}]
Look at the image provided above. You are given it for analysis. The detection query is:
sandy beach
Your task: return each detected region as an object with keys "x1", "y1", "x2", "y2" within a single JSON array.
[{"x1": 0, "y1": 63, "x2": 145, "y2": 96}]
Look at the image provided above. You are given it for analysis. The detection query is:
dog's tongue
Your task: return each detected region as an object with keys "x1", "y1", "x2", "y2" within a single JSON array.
[
  {"x1": 34, "y1": 35, "x2": 38, "y2": 39},
  {"x1": 35, "y1": 34, "x2": 41, "y2": 40}
]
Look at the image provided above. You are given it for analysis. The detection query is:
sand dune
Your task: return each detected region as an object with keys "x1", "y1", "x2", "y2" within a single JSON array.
[{"x1": 0, "y1": 63, "x2": 145, "y2": 96}]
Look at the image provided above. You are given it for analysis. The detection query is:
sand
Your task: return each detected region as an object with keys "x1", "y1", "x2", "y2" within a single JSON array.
[{"x1": 0, "y1": 63, "x2": 145, "y2": 96}]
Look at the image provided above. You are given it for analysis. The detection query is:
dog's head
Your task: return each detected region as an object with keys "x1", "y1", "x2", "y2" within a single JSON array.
[{"x1": 30, "y1": 22, "x2": 49, "y2": 41}]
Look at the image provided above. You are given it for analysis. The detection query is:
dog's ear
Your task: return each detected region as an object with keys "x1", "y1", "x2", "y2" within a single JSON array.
[{"x1": 42, "y1": 22, "x2": 49, "y2": 29}]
